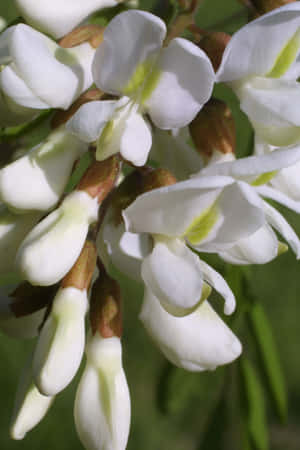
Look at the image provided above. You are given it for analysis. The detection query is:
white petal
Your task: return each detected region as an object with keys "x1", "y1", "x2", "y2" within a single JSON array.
[
  {"x1": 9, "y1": 24, "x2": 94, "y2": 109},
  {"x1": 0, "y1": 26, "x2": 15, "y2": 65},
  {"x1": 33, "y1": 287, "x2": 88, "y2": 396},
  {"x1": 15, "y1": 0, "x2": 118, "y2": 38},
  {"x1": 0, "y1": 208, "x2": 41, "y2": 274},
  {"x1": 197, "y1": 260, "x2": 236, "y2": 315},
  {"x1": 141, "y1": 239, "x2": 203, "y2": 316},
  {"x1": 256, "y1": 184, "x2": 300, "y2": 213},
  {"x1": 123, "y1": 176, "x2": 232, "y2": 237},
  {"x1": 145, "y1": 38, "x2": 215, "y2": 129},
  {"x1": 201, "y1": 144, "x2": 300, "y2": 179},
  {"x1": 100, "y1": 210, "x2": 151, "y2": 282},
  {"x1": 140, "y1": 290, "x2": 242, "y2": 371},
  {"x1": 10, "y1": 353, "x2": 54, "y2": 440},
  {"x1": 237, "y1": 77, "x2": 300, "y2": 132},
  {"x1": 151, "y1": 128, "x2": 203, "y2": 180},
  {"x1": 0, "y1": 128, "x2": 86, "y2": 211},
  {"x1": 219, "y1": 224, "x2": 278, "y2": 265},
  {"x1": 92, "y1": 10, "x2": 166, "y2": 95},
  {"x1": 16, "y1": 192, "x2": 99, "y2": 286},
  {"x1": 263, "y1": 200, "x2": 300, "y2": 258},
  {"x1": 196, "y1": 181, "x2": 265, "y2": 251},
  {"x1": 120, "y1": 110, "x2": 152, "y2": 166},
  {"x1": 66, "y1": 100, "x2": 117, "y2": 143},
  {"x1": 74, "y1": 335, "x2": 131, "y2": 450},
  {"x1": 217, "y1": 4, "x2": 300, "y2": 82}
]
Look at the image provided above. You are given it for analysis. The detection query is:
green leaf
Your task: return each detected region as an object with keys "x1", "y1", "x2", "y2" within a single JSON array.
[
  {"x1": 239, "y1": 358, "x2": 269, "y2": 450},
  {"x1": 198, "y1": 391, "x2": 228, "y2": 450},
  {"x1": 248, "y1": 302, "x2": 287, "y2": 423}
]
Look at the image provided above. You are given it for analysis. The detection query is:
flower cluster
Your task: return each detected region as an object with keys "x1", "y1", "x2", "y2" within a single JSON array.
[{"x1": 1, "y1": 1, "x2": 300, "y2": 449}]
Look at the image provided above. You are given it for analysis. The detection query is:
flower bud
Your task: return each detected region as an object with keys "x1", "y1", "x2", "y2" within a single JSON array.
[
  {"x1": 198, "y1": 32, "x2": 231, "y2": 72},
  {"x1": 189, "y1": 99, "x2": 236, "y2": 162},
  {"x1": 10, "y1": 353, "x2": 54, "y2": 440},
  {"x1": 74, "y1": 334, "x2": 130, "y2": 450},
  {"x1": 59, "y1": 25, "x2": 105, "y2": 49},
  {"x1": 33, "y1": 286, "x2": 89, "y2": 396},
  {"x1": 77, "y1": 155, "x2": 120, "y2": 203},
  {"x1": 90, "y1": 271, "x2": 122, "y2": 338}
]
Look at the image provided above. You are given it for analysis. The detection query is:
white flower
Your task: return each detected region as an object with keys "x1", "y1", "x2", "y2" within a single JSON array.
[
  {"x1": 140, "y1": 289, "x2": 242, "y2": 371},
  {"x1": 0, "y1": 24, "x2": 95, "y2": 126},
  {"x1": 10, "y1": 353, "x2": 54, "y2": 440},
  {"x1": 15, "y1": 0, "x2": 119, "y2": 39},
  {"x1": 0, "y1": 205, "x2": 41, "y2": 276},
  {"x1": 217, "y1": 3, "x2": 300, "y2": 146},
  {"x1": 16, "y1": 191, "x2": 99, "y2": 286},
  {"x1": 67, "y1": 10, "x2": 215, "y2": 166},
  {"x1": 33, "y1": 287, "x2": 88, "y2": 396},
  {"x1": 199, "y1": 145, "x2": 300, "y2": 263},
  {"x1": 0, "y1": 127, "x2": 87, "y2": 212},
  {"x1": 74, "y1": 334, "x2": 131, "y2": 450},
  {"x1": 0, "y1": 16, "x2": 6, "y2": 32}
]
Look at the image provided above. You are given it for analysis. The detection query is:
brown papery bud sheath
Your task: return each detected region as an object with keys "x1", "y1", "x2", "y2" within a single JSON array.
[
  {"x1": 51, "y1": 88, "x2": 103, "y2": 129},
  {"x1": 141, "y1": 168, "x2": 177, "y2": 193},
  {"x1": 189, "y1": 99, "x2": 236, "y2": 160},
  {"x1": 59, "y1": 24, "x2": 105, "y2": 49},
  {"x1": 61, "y1": 240, "x2": 97, "y2": 291},
  {"x1": 77, "y1": 155, "x2": 120, "y2": 203},
  {"x1": 10, "y1": 283, "x2": 57, "y2": 318},
  {"x1": 90, "y1": 272, "x2": 122, "y2": 338},
  {"x1": 198, "y1": 32, "x2": 231, "y2": 72}
]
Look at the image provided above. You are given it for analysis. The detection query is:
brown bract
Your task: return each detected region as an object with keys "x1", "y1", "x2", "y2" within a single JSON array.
[
  {"x1": 89, "y1": 272, "x2": 122, "y2": 338},
  {"x1": 198, "y1": 32, "x2": 231, "y2": 72},
  {"x1": 77, "y1": 155, "x2": 120, "y2": 202},
  {"x1": 59, "y1": 24, "x2": 105, "y2": 49},
  {"x1": 61, "y1": 240, "x2": 97, "y2": 291},
  {"x1": 189, "y1": 98, "x2": 235, "y2": 159}
]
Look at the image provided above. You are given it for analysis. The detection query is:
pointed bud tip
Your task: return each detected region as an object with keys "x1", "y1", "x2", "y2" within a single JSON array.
[{"x1": 189, "y1": 99, "x2": 235, "y2": 161}]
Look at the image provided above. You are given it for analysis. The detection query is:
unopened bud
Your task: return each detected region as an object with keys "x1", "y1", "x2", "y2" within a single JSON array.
[
  {"x1": 141, "y1": 168, "x2": 177, "y2": 193},
  {"x1": 198, "y1": 32, "x2": 231, "y2": 72},
  {"x1": 59, "y1": 24, "x2": 105, "y2": 49},
  {"x1": 90, "y1": 272, "x2": 122, "y2": 338},
  {"x1": 51, "y1": 88, "x2": 103, "y2": 129},
  {"x1": 189, "y1": 99, "x2": 235, "y2": 161},
  {"x1": 61, "y1": 240, "x2": 97, "y2": 291},
  {"x1": 10, "y1": 283, "x2": 56, "y2": 318},
  {"x1": 77, "y1": 155, "x2": 120, "y2": 203}
]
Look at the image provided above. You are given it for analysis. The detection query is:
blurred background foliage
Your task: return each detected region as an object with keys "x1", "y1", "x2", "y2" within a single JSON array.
[{"x1": 0, "y1": 0, "x2": 300, "y2": 449}]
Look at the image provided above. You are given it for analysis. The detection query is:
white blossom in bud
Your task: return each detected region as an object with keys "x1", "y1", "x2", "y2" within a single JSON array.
[
  {"x1": 140, "y1": 289, "x2": 242, "y2": 371},
  {"x1": 0, "y1": 127, "x2": 87, "y2": 212},
  {"x1": 123, "y1": 175, "x2": 265, "y2": 316},
  {"x1": 0, "y1": 205, "x2": 41, "y2": 276},
  {"x1": 74, "y1": 334, "x2": 131, "y2": 450},
  {"x1": 16, "y1": 191, "x2": 99, "y2": 286},
  {"x1": 10, "y1": 353, "x2": 54, "y2": 440},
  {"x1": 0, "y1": 24, "x2": 95, "y2": 126},
  {"x1": 217, "y1": 4, "x2": 300, "y2": 147},
  {"x1": 15, "y1": 0, "x2": 119, "y2": 39},
  {"x1": 67, "y1": 10, "x2": 215, "y2": 166},
  {"x1": 33, "y1": 287, "x2": 88, "y2": 396},
  {"x1": 199, "y1": 145, "x2": 300, "y2": 263}
]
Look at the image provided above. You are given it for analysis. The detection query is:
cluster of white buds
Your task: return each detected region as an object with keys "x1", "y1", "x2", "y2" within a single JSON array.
[{"x1": 1, "y1": 0, "x2": 300, "y2": 449}]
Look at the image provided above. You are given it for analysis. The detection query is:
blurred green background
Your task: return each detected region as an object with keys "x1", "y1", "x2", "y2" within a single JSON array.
[{"x1": 1, "y1": 0, "x2": 300, "y2": 449}]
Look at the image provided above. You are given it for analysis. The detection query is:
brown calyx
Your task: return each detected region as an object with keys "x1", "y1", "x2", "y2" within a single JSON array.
[
  {"x1": 89, "y1": 272, "x2": 122, "y2": 338},
  {"x1": 61, "y1": 240, "x2": 97, "y2": 291},
  {"x1": 59, "y1": 24, "x2": 105, "y2": 49},
  {"x1": 189, "y1": 98, "x2": 235, "y2": 159},
  {"x1": 198, "y1": 32, "x2": 231, "y2": 72}
]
